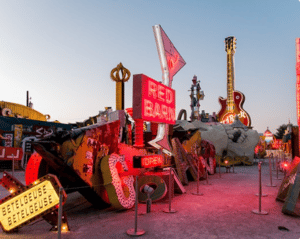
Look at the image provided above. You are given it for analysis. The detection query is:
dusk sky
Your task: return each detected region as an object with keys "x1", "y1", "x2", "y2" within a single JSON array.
[{"x1": 0, "y1": 0, "x2": 299, "y2": 134}]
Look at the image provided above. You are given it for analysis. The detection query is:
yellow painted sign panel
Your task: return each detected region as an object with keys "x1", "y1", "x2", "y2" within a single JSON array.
[
  {"x1": 0, "y1": 180, "x2": 60, "y2": 231},
  {"x1": 13, "y1": 124, "x2": 23, "y2": 148},
  {"x1": 0, "y1": 101, "x2": 48, "y2": 121}
]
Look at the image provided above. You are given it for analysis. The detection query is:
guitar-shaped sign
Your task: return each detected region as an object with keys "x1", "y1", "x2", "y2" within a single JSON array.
[{"x1": 217, "y1": 36, "x2": 251, "y2": 127}]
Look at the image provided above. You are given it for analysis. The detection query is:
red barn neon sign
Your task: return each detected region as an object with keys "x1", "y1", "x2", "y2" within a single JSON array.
[{"x1": 133, "y1": 74, "x2": 176, "y2": 124}]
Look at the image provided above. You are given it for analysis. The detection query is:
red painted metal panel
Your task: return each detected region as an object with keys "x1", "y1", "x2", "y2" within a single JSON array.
[{"x1": 0, "y1": 146, "x2": 23, "y2": 161}]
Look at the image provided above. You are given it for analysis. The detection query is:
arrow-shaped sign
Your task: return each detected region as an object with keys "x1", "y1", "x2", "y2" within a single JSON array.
[{"x1": 149, "y1": 25, "x2": 186, "y2": 155}]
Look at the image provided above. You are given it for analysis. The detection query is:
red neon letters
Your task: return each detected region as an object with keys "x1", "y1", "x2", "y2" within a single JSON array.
[
  {"x1": 133, "y1": 74, "x2": 176, "y2": 124},
  {"x1": 141, "y1": 155, "x2": 163, "y2": 168}
]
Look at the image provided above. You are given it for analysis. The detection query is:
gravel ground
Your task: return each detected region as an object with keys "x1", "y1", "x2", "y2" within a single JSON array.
[{"x1": 0, "y1": 159, "x2": 300, "y2": 239}]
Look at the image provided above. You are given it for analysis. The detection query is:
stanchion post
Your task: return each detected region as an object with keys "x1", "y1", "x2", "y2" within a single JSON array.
[
  {"x1": 204, "y1": 164, "x2": 211, "y2": 185},
  {"x1": 276, "y1": 156, "x2": 278, "y2": 178},
  {"x1": 12, "y1": 155, "x2": 15, "y2": 177},
  {"x1": 266, "y1": 157, "x2": 276, "y2": 187},
  {"x1": 163, "y1": 167, "x2": 177, "y2": 213},
  {"x1": 255, "y1": 162, "x2": 268, "y2": 197},
  {"x1": 219, "y1": 159, "x2": 221, "y2": 178},
  {"x1": 205, "y1": 167, "x2": 209, "y2": 185},
  {"x1": 57, "y1": 187, "x2": 63, "y2": 239},
  {"x1": 192, "y1": 159, "x2": 204, "y2": 195},
  {"x1": 252, "y1": 162, "x2": 268, "y2": 215},
  {"x1": 275, "y1": 156, "x2": 281, "y2": 180},
  {"x1": 127, "y1": 176, "x2": 146, "y2": 236}
]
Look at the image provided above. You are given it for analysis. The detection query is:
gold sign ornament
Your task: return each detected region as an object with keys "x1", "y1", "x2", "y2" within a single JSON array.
[
  {"x1": 0, "y1": 173, "x2": 67, "y2": 232},
  {"x1": 110, "y1": 63, "x2": 131, "y2": 110}
]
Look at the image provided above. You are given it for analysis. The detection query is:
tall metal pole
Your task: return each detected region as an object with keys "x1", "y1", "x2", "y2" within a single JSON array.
[
  {"x1": 296, "y1": 38, "x2": 300, "y2": 156},
  {"x1": 26, "y1": 91, "x2": 29, "y2": 107},
  {"x1": 57, "y1": 187, "x2": 63, "y2": 239},
  {"x1": 12, "y1": 155, "x2": 15, "y2": 177},
  {"x1": 192, "y1": 159, "x2": 204, "y2": 195},
  {"x1": 127, "y1": 176, "x2": 145, "y2": 236},
  {"x1": 275, "y1": 156, "x2": 281, "y2": 180},
  {"x1": 164, "y1": 167, "x2": 177, "y2": 213},
  {"x1": 252, "y1": 162, "x2": 268, "y2": 215},
  {"x1": 267, "y1": 157, "x2": 276, "y2": 187},
  {"x1": 134, "y1": 176, "x2": 138, "y2": 232},
  {"x1": 219, "y1": 157, "x2": 221, "y2": 178}
]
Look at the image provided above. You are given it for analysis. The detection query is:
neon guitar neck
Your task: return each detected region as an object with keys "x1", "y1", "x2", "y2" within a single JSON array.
[{"x1": 217, "y1": 36, "x2": 251, "y2": 127}]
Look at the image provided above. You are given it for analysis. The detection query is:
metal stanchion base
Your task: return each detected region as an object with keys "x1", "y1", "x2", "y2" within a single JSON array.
[
  {"x1": 252, "y1": 209, "x2": 268, "y2": 215},
  {"x1": 163, "y1": 208, "x2": 177, "y2": 213},
  {"x1": 266, "y1": 184, "x2": 277, "y2": 187},
  {"x1": 255, "y1": 193, "x2": 268, "y2": 197},
  {"x1": 127, "y1": 228, "x2": 146, "y2": 236},
  {"x1": 192, "y1": 192, "x2": 204, "y2": 196}
]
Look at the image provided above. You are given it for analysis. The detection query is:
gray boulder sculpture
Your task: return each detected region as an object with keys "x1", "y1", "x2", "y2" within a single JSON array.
[{"x1": 174, "y1": 115, "x2": 259, "y2": 162}]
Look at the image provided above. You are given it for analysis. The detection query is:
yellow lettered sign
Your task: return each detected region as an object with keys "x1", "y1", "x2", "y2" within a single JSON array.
[{"x1": 0, "y1": 180, "x2": 60, "y2": 231}]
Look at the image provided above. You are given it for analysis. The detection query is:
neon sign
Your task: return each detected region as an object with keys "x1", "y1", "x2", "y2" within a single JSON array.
[
  {"x1": 153, "y1": 25, "x2": 186, "y2": 87},
  {"x1": 220, "y1": 111, "x2": 248, "y2": 125},
  {"x1": 142, "y1": 155, "x2": 163, "y2": 168},
  {"x1": 296, "y1": 38, "x2": 300, "y2": 76},
  {"x1": 0, "y1": 146, "x2": 23, "y2": 161},
  {"x1": 101, "y1": 154, "x2": 135, "y2": 210},
  {"x1": 167, "y1": 53, "x2": 179, "y2": 71},
  {"x1": 133, "y1": 155, "x2": 163, "y2": 168},
  {"x1": 296, "y1": 38, "x2": 300, "y2": 154},
  {"x1": 0, "y1": 175, "x2": 64, "y2": 232},
  {"x1": 133, "y1": 74, "x2": 176, "y2": 124}
]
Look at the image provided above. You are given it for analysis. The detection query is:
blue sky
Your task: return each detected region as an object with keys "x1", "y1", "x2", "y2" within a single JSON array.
[{"x1": 0, "y1": 0, "x2": 299, "y2": 134}]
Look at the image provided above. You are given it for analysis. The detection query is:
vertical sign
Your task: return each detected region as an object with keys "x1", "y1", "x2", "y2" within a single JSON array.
[
  {"x1": 296, "y1": 38, "x2": 300, "y2": 155},
  {"x1": 150, "y1": 25, "x2": 186, "y2": 155},
  {"x1": 152, "y1": 25, "x2": 186, "y2": 87},
  {"x1": 3, "y1": 134, "x2": 13, "y2": 147},
  {"x1": 14, "y1": 125, "x2": 23, "y2": 148}
]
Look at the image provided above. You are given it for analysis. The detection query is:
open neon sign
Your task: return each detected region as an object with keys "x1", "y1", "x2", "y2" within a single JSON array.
[
  {"x1": 133, "y1": 74, "x2": 176, "y2": 124},
  {"x1": 133, "y1": 155, "x2": 163, "y2": 168}
]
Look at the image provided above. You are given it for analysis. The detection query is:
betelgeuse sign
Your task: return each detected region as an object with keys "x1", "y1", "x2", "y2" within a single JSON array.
[
  {"x1": 132, "y1": 74, "x2": 176, "y2": 124},
  {"x1": 0, "y1": 174, "x2": 66, "y2": 232}
]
